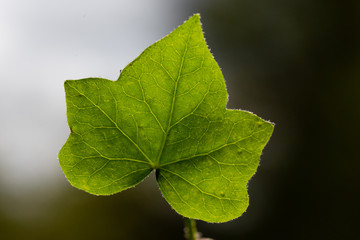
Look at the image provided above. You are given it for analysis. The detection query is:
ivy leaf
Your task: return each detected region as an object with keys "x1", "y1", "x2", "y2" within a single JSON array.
[{"x1": 59, "y1": 14, "x2": 274, "y2": 223}]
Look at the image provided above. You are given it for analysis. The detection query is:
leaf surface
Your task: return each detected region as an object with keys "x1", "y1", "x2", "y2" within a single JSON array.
[{"x1": 59, "y1": 14, "x2": 274, "y2": 222}]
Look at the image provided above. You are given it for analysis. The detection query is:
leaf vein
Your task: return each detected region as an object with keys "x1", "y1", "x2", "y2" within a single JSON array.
[{"x1": 67, "y1": 83, "x2": 154, "y2": 166}]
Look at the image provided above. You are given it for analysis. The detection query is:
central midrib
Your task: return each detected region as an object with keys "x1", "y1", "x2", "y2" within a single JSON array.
[{"x1": 154, "y1": 22, "x2": 194, "y2": 168}]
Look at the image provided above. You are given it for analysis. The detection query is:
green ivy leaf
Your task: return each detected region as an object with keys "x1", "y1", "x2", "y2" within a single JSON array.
[{"x1": 59, "y1": 14, "x2": 274, "y2": 223}]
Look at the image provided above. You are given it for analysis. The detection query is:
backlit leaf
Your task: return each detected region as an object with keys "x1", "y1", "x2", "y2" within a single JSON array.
[{"x1": 59, "y1": 14, "x2": 274, "y2": 223}]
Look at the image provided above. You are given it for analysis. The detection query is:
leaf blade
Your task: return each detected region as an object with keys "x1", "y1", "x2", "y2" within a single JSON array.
[{"x1": 59, "y1": 14, "x2": 274, "y2": 222}]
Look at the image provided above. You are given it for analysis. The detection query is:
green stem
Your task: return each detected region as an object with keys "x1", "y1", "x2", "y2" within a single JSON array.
[{"x1": 184, "y1": 218, "x2": 197, "y2": 240}]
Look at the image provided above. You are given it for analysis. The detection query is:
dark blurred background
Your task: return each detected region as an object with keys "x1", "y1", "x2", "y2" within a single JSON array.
[{"x1": 1, "y1": 0, "x2": 359, "y2": 239}]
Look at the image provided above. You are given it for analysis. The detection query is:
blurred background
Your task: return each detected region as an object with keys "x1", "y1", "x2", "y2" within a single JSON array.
[{"x1": 0, "y1": 0, "x2": 359, "y2": 239}]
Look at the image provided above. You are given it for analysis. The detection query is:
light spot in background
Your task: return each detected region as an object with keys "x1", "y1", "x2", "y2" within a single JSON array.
[{"x1": 0, "y1": 0, "x2": 186, "y2": 197}]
